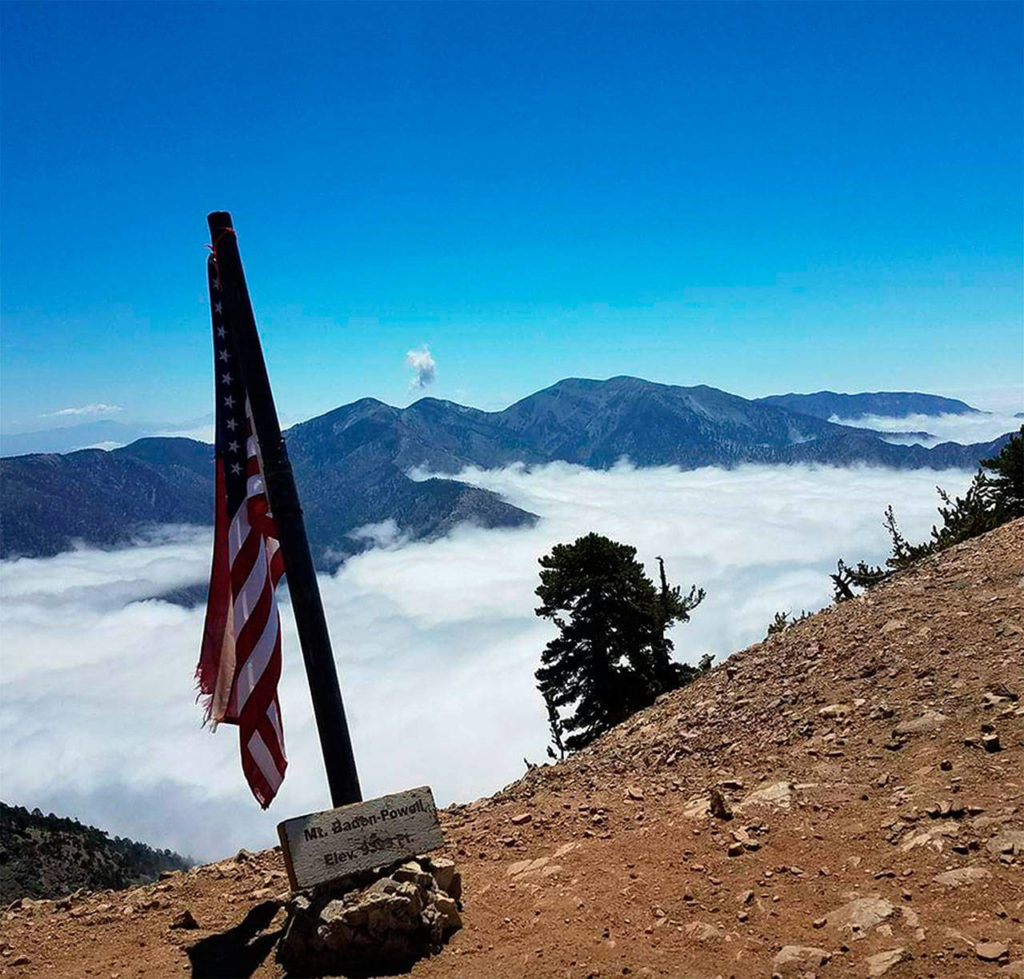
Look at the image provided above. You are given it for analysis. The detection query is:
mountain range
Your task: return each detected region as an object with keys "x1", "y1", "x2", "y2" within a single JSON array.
[
  {"x1": 753, "y1": 390, "x2": 979, "y2": 421},
  {"x1": 0, "y1": 377, "x2": 1012, "y2": 566},
  {"x1": 0, "y1": 415, "x2": 215, "y2": 457}
]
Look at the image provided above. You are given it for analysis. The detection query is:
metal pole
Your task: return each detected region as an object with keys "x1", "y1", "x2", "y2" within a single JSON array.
[{"x1": 208, "y1": 210, "x2": 362, "y2": 807}]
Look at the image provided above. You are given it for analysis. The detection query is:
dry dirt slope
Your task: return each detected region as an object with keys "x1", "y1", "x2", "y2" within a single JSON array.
[{"x1": 2, "y1": 518, "x2": 1022, "y2": 978}]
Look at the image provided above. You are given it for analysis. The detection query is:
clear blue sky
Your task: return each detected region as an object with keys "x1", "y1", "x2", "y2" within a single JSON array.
[{"x1": 2, "y1": 0, "x2": 1021, "y2": 432}]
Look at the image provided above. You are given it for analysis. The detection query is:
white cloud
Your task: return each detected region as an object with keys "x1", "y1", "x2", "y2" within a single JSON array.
[
  {"x1": 0, "y1": 463, "x2": 974, "y2": 861},
  {"x1": 42, "y1": 403, "x2": 123, "y2": 418},
  {"x1": 833, "y1": 406, "x2": 1022, "y2": 447},
  {"x1": 405, "y1": 346, "x2": 436, "y2": 390},
  {"x1": 152, "y1": 423, "x2": 216, "y2": 444}
]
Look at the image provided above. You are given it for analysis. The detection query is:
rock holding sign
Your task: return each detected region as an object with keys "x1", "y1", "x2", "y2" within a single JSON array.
[
  {"x1": 277, "y1": 786, "x2": 444, "y2": 891},
  {"x1": 275, "y1": 786, "x2": 461, "y2": 976}
]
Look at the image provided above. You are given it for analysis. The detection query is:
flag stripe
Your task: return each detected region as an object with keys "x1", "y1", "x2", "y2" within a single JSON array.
[
  {"x1": 232, "y1": 606, "x2": 280, "y2": 713},
  {"x1": 196, "y1": 253, "x2": 287, "y2": 809}
]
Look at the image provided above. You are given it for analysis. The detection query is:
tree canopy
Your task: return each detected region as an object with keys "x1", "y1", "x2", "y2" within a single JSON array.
[{"x1": 535, "y1": 533, "x2": 706, "y2": 753}]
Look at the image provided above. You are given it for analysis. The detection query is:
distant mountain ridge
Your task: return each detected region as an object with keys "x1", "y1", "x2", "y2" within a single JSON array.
[
  {"x1": 0, "y1": 420, "x2": 153, "y2": 457},
  {"x1": 755, "y1": 390, "x2": 979, "y2": 421},
  {"x1": 0, "y1": 377, "x2": 1011, "y2": 566}
]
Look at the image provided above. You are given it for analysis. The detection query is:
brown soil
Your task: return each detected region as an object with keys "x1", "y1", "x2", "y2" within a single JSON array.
[{"x1": 3, "y1": 519, "x2": 1022, "y2": 979}]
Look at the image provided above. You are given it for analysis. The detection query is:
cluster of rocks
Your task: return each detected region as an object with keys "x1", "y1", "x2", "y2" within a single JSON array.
[{"x1": 277, "y1": 853, "x2": 462, "y2": 977}]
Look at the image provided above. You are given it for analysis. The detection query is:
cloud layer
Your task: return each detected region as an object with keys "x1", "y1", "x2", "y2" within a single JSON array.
[
  {"x1": 838, "y1": 408, "x2": 1022, "y2": 447},
  {"x1": 0, "y1": 463, "x2": 973, "y2": 860}
]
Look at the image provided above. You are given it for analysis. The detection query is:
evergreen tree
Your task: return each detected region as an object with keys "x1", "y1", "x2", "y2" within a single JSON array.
[
  {"x1": 981, "y1": 425, "x2": 1024, "y2": 520},
  {"x1": 534, "y1": 533, "x2": 704, "y2": 752},
  {"x1": 650, "y1": 556, "x2": 705, "y2": 689},
  {"x1": 831, "y1": 428, "x2": 1023, "y2": 601},
  {"x1": 543, "y1": 692, "x2": 567, "y2": 761}
]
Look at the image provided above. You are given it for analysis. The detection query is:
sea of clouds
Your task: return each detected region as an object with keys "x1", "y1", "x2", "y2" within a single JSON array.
[
  {"x1": 0, "y1": 462, "x2": 975, "y2": 861},
  {"x1": 841, "y1": 406, "x2": 1022, "y2": 447}
]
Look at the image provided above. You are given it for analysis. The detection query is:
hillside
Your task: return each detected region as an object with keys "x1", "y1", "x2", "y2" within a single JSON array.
[
  {"x1": 0, "y1": 804, "x2": 191, "y2": 904},
  {"x1": 0, "y1": 378, "x2": 1010, "y2": 565},
  {"x1": 1, "y1": 519, "x2": 1020, "y2": 977}
]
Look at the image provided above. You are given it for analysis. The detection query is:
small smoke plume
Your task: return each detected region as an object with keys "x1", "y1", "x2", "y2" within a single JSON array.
[{"x1": 405, "y1": 347, "x2": 436, "y2": 390}]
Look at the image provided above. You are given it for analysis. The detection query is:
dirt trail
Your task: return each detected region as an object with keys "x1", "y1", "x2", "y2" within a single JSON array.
[{"x1": 3, "y1": 519, "x2": 1022, "y2": 978}]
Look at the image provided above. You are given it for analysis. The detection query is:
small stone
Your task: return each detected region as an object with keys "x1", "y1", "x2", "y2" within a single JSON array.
[
  {"x1": 510, "y1": 813, "x2": 532, "y2": 825},
  {"x1": 982, "y1": 732, "x2": 1002, "y2": 753},
  {"x1": 392, "y1": 862, "x2": 433, "y2": 887},
  {"x1": 10, "y1": 956, "x2": 31, "y2": 968},
  {"x1": 812, "y1": 917, "x2": 826, "y2": 929},
  {"x1": 626, "y1": 787, "x2": 644, "y2": 802},
  {"x1": 426, "y1": 857, "x2": 460, "y2": 899},
  {"x1": 819, "y1": 703, "x2": 850, "y2": 718},
  {"x1": 727, "y1": 842, "x2": 744, "y2": 857},
  {"x1": 867, "y1": 948, "x2": 911, "y2": 976},
  {"x1": 939, "y1": 759, "x2": 952, "y2": 771},
  {"x1": 828, "y1": 896, "x2": 894, "y2": 932},
  {"x1": 933, "y1": 867, "x2": 992, "y2": 888},
  {"x1": 738, "y1": 781, "x2": 794, "y2": 810},
  {"x1": 772, "y1": 945, "x2": 830, "y2": 976},
  {"x1": 708, "y1": 787, "x2": 732, "y2": 821},
  {"x1": 894, "y1": 711, "x2": 948, "y2": 735},
  {"x1": 234, "y1": 848, "x2": 253, "y2": 862},
  {"x1": 434, "y1": 894, "x2": 462, "y2": 930},
  {"x1": 170, "y1": 909, "x2": 199, "y2": 930},
  {"x1": 987, "y1": 830, "x2": 1024, "y2": 857},
  {"x1": 976, "y1": 941, "x2": 1009, "y2": 962},
  {"x1": 682, "y1": 921, "x2": 721, "y2": 943}
]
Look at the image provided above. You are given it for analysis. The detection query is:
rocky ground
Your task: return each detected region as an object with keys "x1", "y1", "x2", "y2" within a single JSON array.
[{"x1": 2, "y1": 519, "x2": 1022, "y2": 978}]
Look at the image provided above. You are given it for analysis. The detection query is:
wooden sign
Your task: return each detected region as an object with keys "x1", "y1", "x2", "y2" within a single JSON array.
[{"x1": 277, "y1": 785, "x2": 444, "y2": 890}]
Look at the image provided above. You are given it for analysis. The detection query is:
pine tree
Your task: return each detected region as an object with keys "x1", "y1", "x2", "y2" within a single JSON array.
[
  {"x1": 831, "y1": 428, "x2": 1023, "y2": 600},
  {"x1": 534, "y1": 533, "x2": 704, "y2": 752},
  {"x1": 650, "y1": 556, "x2": 705, "y2": 689},
  {"x1": 981, "y1": 425, "x2": 1024, "y2": 520}
]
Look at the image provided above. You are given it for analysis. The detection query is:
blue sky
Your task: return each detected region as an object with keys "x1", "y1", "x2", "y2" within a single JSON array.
[{"x1": 2, "y1": 0, "x2": 1021, "y2": 433}]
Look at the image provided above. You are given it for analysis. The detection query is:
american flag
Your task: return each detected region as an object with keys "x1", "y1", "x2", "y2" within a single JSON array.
[{"x1": 196, "y1": 252, "x2": 288, "y2": 808}]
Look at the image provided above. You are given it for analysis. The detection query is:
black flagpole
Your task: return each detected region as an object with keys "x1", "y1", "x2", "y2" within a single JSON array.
[{"x1": 208, "y1": 210, "x2": 362, "y2": 808}]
